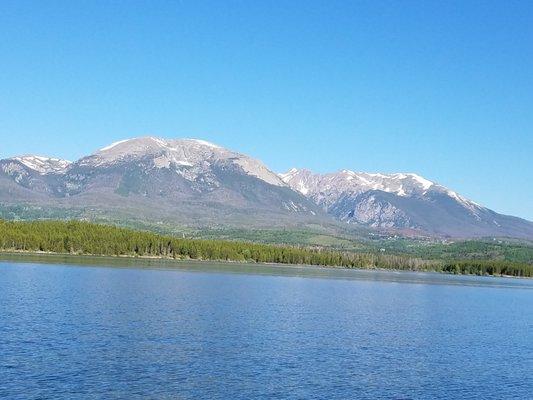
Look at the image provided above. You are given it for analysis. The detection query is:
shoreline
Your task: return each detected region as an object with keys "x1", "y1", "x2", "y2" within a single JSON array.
[{"x1": 0, "y1": 249, "x2": 529, "y2": 281}]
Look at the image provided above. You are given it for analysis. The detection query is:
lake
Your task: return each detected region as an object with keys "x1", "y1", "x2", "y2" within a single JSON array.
[{"x1": 1, "y1": 258, "x2": 532, "y2": 399}]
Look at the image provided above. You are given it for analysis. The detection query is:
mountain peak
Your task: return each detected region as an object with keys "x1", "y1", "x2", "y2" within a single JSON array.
[
  {"x1": 11, "y1": 155, "x2": 71, "y2": 174},
  {"x1": 97, "y1": 136, "x2": 170, "y2": 154},
  {"x1": 281, "y1": 168, "x2": 437, "y2": 197},
  {"x1": 281, "y1": 167, "x2": 484, "y2": 211},
  {"x1": 403, "y1": 173, "x2": 434, "y2": 190},
  {"x1": 85, "y1": 136, "x2": 286, "y2": 187},
  {"x1": 97, "y1": 137, "x2": 223, "y2": 154},
  {"x1": 278, "y1": 167, "x2": 505, "y2": 236}
]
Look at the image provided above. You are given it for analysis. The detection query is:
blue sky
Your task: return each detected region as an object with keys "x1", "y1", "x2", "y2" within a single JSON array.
[{"x1": 1, "y1": 1, "x2": 532, "y2": 220}]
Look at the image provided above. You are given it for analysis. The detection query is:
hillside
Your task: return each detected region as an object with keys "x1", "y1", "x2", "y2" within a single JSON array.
[{"x1": 0, "y1": 220, "x2": 531, "y2": 277}]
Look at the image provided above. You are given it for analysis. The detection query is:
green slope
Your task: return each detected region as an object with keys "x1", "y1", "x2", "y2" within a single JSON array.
[{"x1": 0, "y1": 219, "x2": 531, "y2": 277}]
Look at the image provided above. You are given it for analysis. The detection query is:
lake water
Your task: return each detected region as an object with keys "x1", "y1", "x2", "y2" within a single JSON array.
[{"x1": 1, "y1": 258, "x2": 532, "y2": 399}]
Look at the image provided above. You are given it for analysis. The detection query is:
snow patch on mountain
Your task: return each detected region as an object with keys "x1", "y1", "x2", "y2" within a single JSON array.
[
  {"x1": 184, "y1": 139, "x2": 221, "y2": 148},
  {"x1": 279, "y1": 168, "x2": 437, "y2": 202},
  {"x1": 12, "y1": 155, "x2": 71, "y2": 174},
  {"x1": 446, "y1": 189, "x2": 483, "y2": 218},
  {"x1": 410, "y1": 174, "x2": 433, "y2": 190},
  {"x1": 99, "y1": 139, "x2": 131, "y2": 152},
  {"x1": 88, "y1": 136, "x2": 286, "y2": 187},
  {"x1": 280, "y1": 168, "x2": 483, "y2": 216}
]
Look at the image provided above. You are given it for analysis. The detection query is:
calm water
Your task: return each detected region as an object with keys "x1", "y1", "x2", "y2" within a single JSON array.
[{"x1": 1, "y1": 259, "x2": 532, "y2": 399}]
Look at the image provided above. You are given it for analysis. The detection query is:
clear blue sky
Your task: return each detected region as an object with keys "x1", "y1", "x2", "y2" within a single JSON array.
[{"x1": 1, "y1": 1, "x2": 532, "y2": 220}]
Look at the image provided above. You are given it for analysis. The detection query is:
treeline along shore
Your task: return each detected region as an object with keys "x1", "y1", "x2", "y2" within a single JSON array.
[{"x1": 0, "y1": 220, "x2": 531, "y2": 277}]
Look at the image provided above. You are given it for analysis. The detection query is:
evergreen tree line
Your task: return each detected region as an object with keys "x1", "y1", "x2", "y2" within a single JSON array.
[
  {"x1": 0, "y1": 220, "x2": 531, "y2": 277},
  {"x1": 439, "y1": 260, "x2": 532, "y2": 277}
]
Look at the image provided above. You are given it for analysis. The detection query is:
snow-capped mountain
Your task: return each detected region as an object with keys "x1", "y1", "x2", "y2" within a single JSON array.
[
  {"x1": 0, "y1": 137, "x2": 318, "y2": 227},
  {"x1": 280, "y1": 168, "x2": 533, "y2": 238},
  {"x1": 279, "y1": 168, "x2": 480, "y2": 212},
  {"x1": 0, "y1": 156, "x2": 70, "y2": 197},
  {"x1": 80, "y1": 137, "x2": 286, "y2": 187},
  {"x1": 0, "y1": 136, "x2": 532, "y2": 239},
  {"x1": 280, "y1": 168, "x2": 436, "y2": 202},
  {"x1": 10, "y1": 156, "x2": 70, "y2": 174}
]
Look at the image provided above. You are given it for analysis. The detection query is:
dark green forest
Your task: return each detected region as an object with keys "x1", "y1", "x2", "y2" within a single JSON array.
[{"x1": 0, "y1": 220, "x2": 531, "y2": 277}]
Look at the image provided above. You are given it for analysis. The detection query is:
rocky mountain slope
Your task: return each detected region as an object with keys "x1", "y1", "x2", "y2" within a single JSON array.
[
  {"x1": 1, "y1": 136, "x2": 532, "y2": 239},
  {"x1": 280, "y1": 168, "x2": 533, "y2": 238},
  {"x1": 0, "y1": 137, "x2": 320, "y2": 228}
]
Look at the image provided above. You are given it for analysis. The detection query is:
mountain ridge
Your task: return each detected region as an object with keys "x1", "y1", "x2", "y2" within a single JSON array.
[
  {"x1": 280, "y1": 168, "x2": 532, "y2": 238},
  {"x1": 0, "y1": 137, "x2": 321, "y2": 230},
  {"x1": 1, "y1": 136, "x2": 531, "y2": 240}
]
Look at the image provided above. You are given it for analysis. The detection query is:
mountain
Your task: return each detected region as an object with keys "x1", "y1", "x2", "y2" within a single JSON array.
[
  {"x1": 1, "y1": 136, "x2": 532, "y2": 240},
  {"x1": 0, "y1": 137, "x2": 320, "y2": 228},
  {"x1": 10, "y1": 156, "x2": 71, "y2": 174},
  {"x1": 280, "y1": 168, "x2": 533, "y2": 239}
]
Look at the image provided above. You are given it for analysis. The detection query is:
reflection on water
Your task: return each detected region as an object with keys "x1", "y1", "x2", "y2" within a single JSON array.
[
  {"x1": 1, "y1": 257, "x2": 532, "y2": 399},
  {"x1": 1, "y1": 252, "x2": 531, "y2": 289}
]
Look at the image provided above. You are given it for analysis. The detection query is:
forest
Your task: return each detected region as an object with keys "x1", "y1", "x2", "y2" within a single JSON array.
[{"x1": 0, "y1": 220, "x2": 531, "y2": 277}]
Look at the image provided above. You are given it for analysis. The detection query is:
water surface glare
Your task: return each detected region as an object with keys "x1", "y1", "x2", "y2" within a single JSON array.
[{"x1": 1, "y1": 260, "x2": 532, "y2": 399}]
